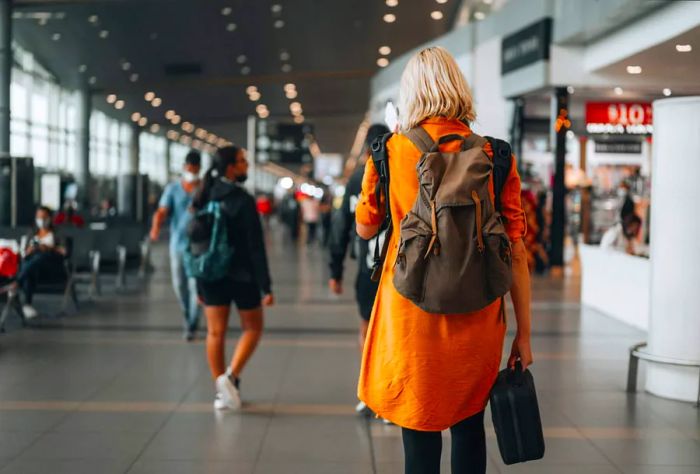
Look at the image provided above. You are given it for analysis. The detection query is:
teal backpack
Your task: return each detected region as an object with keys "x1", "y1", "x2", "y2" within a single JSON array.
[{"x1": 183, "y1": 200, "x2": 234, "y2": 281}]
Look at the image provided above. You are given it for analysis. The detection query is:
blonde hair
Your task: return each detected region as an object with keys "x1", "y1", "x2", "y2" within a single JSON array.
[{"x1": 397, "y1": 46, "x2": 476, "y2": 133}]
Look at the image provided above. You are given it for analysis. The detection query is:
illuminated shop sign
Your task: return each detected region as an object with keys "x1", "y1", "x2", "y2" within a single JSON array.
[
  {"x1": 585, "y1": 102, "x2": 653, "y2": 135},
  {"x1": 501, "y1": 18, "x2": 552, "y2": 75}
]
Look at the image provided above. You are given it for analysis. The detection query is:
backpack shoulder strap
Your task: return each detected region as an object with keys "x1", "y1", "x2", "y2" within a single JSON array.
[
  {"x1": 369, "y1": 132, "x2": 393, "y2": 281},
  {"x1": 404, "y1": 126, "x2": 434, "y2": 153},
  {"x1": 484, "y1": 136, "x2": 512, "y2": 213}
]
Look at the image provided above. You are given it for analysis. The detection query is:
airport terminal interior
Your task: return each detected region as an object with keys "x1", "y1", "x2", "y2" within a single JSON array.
[{"x1": 0, "y1": 1, "x2": 699, "y2": 473}]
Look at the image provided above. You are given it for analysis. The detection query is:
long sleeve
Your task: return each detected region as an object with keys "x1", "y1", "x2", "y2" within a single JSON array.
[
  {"x1": 328, "y1": 169, "x2": 363, "y2": 281},
  {"x1": 355, "y1": 158, "x2": 384, "y2": 227},
  {"x1": 243, "y1": 196, "x2": 272, "y2": 294}
]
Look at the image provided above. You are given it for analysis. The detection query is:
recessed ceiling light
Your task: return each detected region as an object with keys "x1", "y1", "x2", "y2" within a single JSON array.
[
  {"x1": 88, "y1": 76, "x2": 97, "y2": 85},
  {"x1": 138, "y1": 117, "x2": 148, "y2": 127},
  {"x1": 131, "y1": 112, "x2": 141, "y2": 122},
  {"x1": 377, "y1": 57, "x2": 390, "y2": 67},
  {"x1": 130, "y1": 73, "x2": 139, "y2": 82},
  {"x1": 430, "y1": 11, "x2": 444, "y2": 20},
  {"x1": 249, "y1": 91, "x2": 261, "y2": 101},
  {"x1": 626, "y1": 65, "x2": 642, "y2": 74},
  {"x1": 256, "y1": 104, "x2": 268, "y2": 114},
  {"x1": 165, "y1": 110, "x2": 175, "y2": 120},
  {"x1": 386, "y1": 0, "x2": 398, "y2": 6},
  {"x1": 271, "y1": 4, "x2": 283, "y2": 13},
  {"x1": 151, "y1": 98, "x2": 162, "y2": 107},
  {"x1": 663, "y1": 88, "x2": 672, "y2": 97},
  {"x1": 226, "y1": 23, "x2": 237, "y2": 32},
  {"x1": 150, "y1": 124, "x2": 160, "y2": 133},
  {"x1": 51, "y1": 33, "x2": 61, "y2": 41},
  {"x1": 221, "y1": 7, "x2": 232, "y2": 16},
  {"x1": 614, "y1": 86, "x2": 624, "y2": 95},
  {"x1": 379, "y1": 45, "x2": 391, "y2": 55},
  {"x1": 474, "y1": 11, "x2": 486, "y2": 20},
  {"x1": 284, "y1": 83, "x2": 296, "y2": 93},
  {"x1": 171, "y1": 115, "x2": 181, "y2": 125},
  {"x1": 274, "y1": 20, "x2": 285, "y2": 29},
  {"x1": 280, "y1": 51, "x2": 291, "y2": 61},
  {"x1": 144, "y1": 92, "x2": 155, "y2": 102},
  {"x1": 294, "y1": 115, "x2": 304, "y2": 124},
  {"x1": 241, "y1": 66, "x2": 251, "y2": 75},
  {"x1": 38, "y1": 17, "x2": 48, "y2": 26},
  {"x1": 259, "y1": 110, "x2": 270, "y2": 119},
  {"x1": 88, "y1": 15, "x2": 99, "y2": 24},
  {"x1": 121, "y1": 62, "x2": 131, "y2": 71},
  {"x1": 115, "y1": 100, "x2": 125, "y2": 110},
  {"x1": 79, "y1": 64, "x2": 88, "y2": 73},
  {"x1": 483, "y1": 0, "x2": 493, "y2": 4},
  {"x1": 436, "y1": 0, "x2": 448, "y2": 4},
  {"x1": 106, "y1": 94, "x2": 117, "y2": 104},
  {"x1": 290, "y1": 102, "x2": 302, "y2": 114},
  {"x1": 281, "y1": 64, "x2": 292, "y2": 73},
  {"x1": 237, "y1": 54, "x2": 247, "y2": 64},
  {"x1": 383, "y1": 13, "x2": 396, "y2": 23},
  {"x1": 567, "y1": 86, "x2": 575, "y2": 94},
  {"x1": 246, "y1": 86, "x2": 258, "y2": 95},
  {"x1": 99, "y1": 30, "x2": 109, "y2": 39},
  {"x1": 286, "y1": 89, "x2": 298, "y2": 99},
  {"x1": 676, "y1": 44, "x2": 692, "y2": 52}
]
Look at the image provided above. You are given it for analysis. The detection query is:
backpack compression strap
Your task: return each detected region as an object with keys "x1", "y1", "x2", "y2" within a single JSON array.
[
  {"x1": 485, "y1": 137, "x2": 513, "y2": 214},
  {"x1": 369, "y1": 132, "x2": 393, "y2": 281}
]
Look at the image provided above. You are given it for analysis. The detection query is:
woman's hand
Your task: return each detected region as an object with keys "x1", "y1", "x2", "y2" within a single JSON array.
[
  {"x1": 508, "y1": 332, "x2": 533, "y2": 371},
  {"x1": 261, "y1": 293, "x2": 274, "y2": 307}
]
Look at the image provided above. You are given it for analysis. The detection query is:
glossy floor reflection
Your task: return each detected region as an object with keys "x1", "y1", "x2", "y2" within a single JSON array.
[{"x1": 0, "y1": 230, "x2": 698, "y2": 473}]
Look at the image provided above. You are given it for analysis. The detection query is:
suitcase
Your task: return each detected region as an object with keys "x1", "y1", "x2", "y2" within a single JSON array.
[{"x1": 489, "y1": 362, "x2": 545, "y2": 465}]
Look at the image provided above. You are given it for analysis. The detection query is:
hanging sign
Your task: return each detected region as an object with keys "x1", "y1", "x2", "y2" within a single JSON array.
[
  {"x1": 501, "y1": 18, "x2": 552, "y2": 75},
  {"x1": 585, "y1": 102, "x2": 653, "y2": 135}
]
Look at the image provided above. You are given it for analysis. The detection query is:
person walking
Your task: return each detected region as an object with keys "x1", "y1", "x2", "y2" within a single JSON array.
[
  {"x1": 355, "y1": 47, "x2": 533, "y2": 474},
  {"x1": 328, "y1": 123, "x2": 390, "y2": 415},
  {"x1": 191, "y1": 146, "x2": 274, "y2": 411},
  {"x1": 150, "y1": 151, "x2": 202, "y2": 341},
  {"x1": 300, "y1": 194, "x2": 321, "y2": 244}
]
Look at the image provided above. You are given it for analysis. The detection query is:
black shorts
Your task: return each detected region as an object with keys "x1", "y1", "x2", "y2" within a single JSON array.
[
  {"x1": 355, "y1": 270, "x2": 379, "y2": 321},
  {"x1": 197, "y1": 278, "x2": 262, "y2": 310}
]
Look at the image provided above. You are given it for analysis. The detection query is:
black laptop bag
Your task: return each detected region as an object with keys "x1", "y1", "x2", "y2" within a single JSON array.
[{"x1": 489, "y1": 362, "x2": 545, "y2": 465}]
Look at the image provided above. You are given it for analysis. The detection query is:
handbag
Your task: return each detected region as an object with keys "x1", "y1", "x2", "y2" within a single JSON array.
[{"x1": 489, "y1": 361, "x2": 545, "y2": 465}]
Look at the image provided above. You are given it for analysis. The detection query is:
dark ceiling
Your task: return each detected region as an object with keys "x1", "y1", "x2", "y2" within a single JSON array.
[{"x1": 12, "y1": 0, "x2": 459, "y2": 152}]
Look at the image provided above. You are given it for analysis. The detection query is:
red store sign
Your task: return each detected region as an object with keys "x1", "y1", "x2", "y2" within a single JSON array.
[{"x1": 585, "y1": 102, "x2": 653, "y2": 135}]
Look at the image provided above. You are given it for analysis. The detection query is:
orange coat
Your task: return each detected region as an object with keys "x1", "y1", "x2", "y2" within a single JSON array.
[{"x1": 356, "y1": 117, "x2": 526, "y2": 431}]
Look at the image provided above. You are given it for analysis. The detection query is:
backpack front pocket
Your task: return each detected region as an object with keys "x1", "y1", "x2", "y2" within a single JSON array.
[
  {"x1": 393, "y1": 212, "x2": 432, "y2": 303},
  {"x1": 483, "y1": 214, "x2": 513, "y2": 300}
]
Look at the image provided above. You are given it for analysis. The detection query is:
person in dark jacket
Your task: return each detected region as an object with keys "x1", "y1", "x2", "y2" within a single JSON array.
[
  {"x1": 192, "y1": 146, "x2": 274, "y2": 411},
  {"x1": 328, "y1": 123, "x2": 389, "y2": 415}
]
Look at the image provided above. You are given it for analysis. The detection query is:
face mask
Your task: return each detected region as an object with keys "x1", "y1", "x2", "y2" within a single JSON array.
[
  {"x1": 235, "y1": 174, "x2": 248, "y2": 183},
  {"x1": 182, "y1": 171, "x2": 199, "y2": 183},
  {"x1": 36, "y1": 218, "x2": 47, "y2": 229}
]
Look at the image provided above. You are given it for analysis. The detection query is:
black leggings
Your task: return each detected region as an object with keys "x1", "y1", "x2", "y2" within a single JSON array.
[{"x1": 402, "y1": 411, "x2": 486, "y2": 474}]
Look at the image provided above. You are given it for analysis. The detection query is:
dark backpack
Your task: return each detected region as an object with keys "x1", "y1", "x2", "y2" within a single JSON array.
[
  {"x1": 370, "y1": 127, "x2": 513, "y2": 314},
  {"x1": 184, "y1": 200, "x2": 234, "y2": 281}
]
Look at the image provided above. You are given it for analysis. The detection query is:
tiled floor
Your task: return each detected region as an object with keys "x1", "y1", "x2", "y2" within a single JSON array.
[{"x1": 0, "y1": 230, "x2": 698, "y2": 473}]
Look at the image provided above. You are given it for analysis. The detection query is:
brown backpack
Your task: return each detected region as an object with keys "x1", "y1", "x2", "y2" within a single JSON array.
[{"x1": 370, "y1": 127, "x2": 513, "y2": 314}]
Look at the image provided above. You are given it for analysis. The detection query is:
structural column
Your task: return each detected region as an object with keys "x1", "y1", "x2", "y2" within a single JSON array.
[
  {"x1": 165, "y1": 139, "x2": 172, "y2": 181},
  {"x1": 645, "y1": 97, "x2": 700, "y2": 402},
  {"x1": 118, "y1": 124, "x2": 141, "y2": 220},
  {"x1": 76, "y1": 87, "x2": 91, "y2": 210},
  {"x1": 549, "y1": 87, "x2": 569, "y2": 269},
  {"x1": 0, "y1": 0, "x2": 10, "y2": 155},
  {"x1": 246, "y1": 115, "x2": 256, "y2": 193}
]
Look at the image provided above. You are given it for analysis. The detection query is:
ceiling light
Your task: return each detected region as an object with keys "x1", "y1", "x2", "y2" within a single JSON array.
[
  {"x1": 88, "y1": 15, "x2": 99, "y2": 24},
  {"x1": 138, "y1": 117, "x2": 148, "y2": 127},
  {"x1": 614, "y1": 86, "x2": 624, "y2": 95},
  {"x1": 115, "y1": 100, "x2": 125, "y2": 110},
  {"x1": 271, "y1": 4, "x2": 283, "y2": 13},
  {"x1": 165, "y1": 110, "x2": 175, "y2": 120},
  {"x1": 241, "y1": 66, "x2": 251, "y2": 75},
  {"x1": 676, "y1": 44, "x2": 692, "y2": 52},
  {"x1": 377, "y1": 57, "x2": 390, "y2": 67},
  {"x1": 131, "y1": 112, "x2": 141, "y2": 122},
  {"x1": 284, "y1": 83, "x2": 296, "y2": 93},
  {"x1": 88, "y1": 76, "x2": 97, "y2": 85},
  {"x1": 483, "y1": 0, "x2": 493, "y2": 4},
  {"x1": 567, "y1": 86, "x2": 575, "y2": 94},
  {"x1": 226, "y1": 23, "x2": 237, "y2": 32},
  {"x1": 180, "y1": 136, "x2": 192, "y2": 145},
  {"x1": 38, "y1": 18, "x2": 48, "y2": 27},
  {"x1": 626, "y1": 65, "x2": 642, "y2": 74},
  {"x1": 167, "y1": 130, "x2": 180, "y2": 140},
  {"x1": 379, "y1": 46, "x2": 391, "y2": 55},
  {"x1": 144, "y1": 91, "x2": 155, "y2": 102},
  {"x1": 281, "y1": 64, "x2": 292, "y2": 73},
  {"x1": 258, "y1": 110, "x2": 270, "y2": 119},
  {"x1": 150, "y1": 124, "x2": 160, "y2": 133},
  {"x1": 121, "y1": 62, "x2": 131, "y2": 71},
  {"x1": 431, "y1": 11, "x2": 444, "y2": 20},
  {"x1": 290, "y1": 101, "x2": 302, "y2": 110},
  {"x1": 274, "y1": 20, "x2": 285, "y2": 29},
  {"x1": 286, "y1": 89, "x2": 298, "y2": 99},
  {"x1": 249, "y1": 91, "x2": 261, "y2": 101},
  {"x1": 106, "y1": 94, "x2": 117, "y2": 104},
  {"x1": 294, "y1": 115, "x2": 305, "y2": 124},
  {"x1": 151, "y1": 98, "x2": 162, "y2": 107},
  {"x1": 280, "y1": 51, "x2": 291, "y2": 61},
  {"x1": 383, "y1": 13, "x2": 396, "y2": 23},
  {"x1": 171, "y1": 115, "x2": 181, "y2": 125},
  {"x1": 246, "y1": 86, "x2": 258, "y2": 95},
  {"x1": 181, "y1": 121, "x2": 191, "y2": 131},
  {"x1": 436, "y1": 0, "x2": 448, "y2": 3},
  {"x1": 130, "y1": 73, "x2": 139, "y2": 82},
  {"x1": 52, "y1": 33, "x2": 61, "y2": 41},
  {"x1": 237, "y1": 54, "x2": 247, "y2": 64},
  {"x1": 207, "y1": 133, "x2": 218, "y2": 143},
  {"x1": 663, "y1": 88, "x2": 672, "y2": 97},
  {"x1": 99, "y1": 30, "x2": 109, "y2": 39},
  {"x1": 221, "y1": 7, "x2": 232, "y2": 16},
  {"x1": 79, "y1": 64, "x2": 88, "y2": 73},
  {"x1": 474, "y1": 11, "x2": 486, "y2": 20},
  {"x1": 256, "y1": 104, "x2": 268, "y2": 114},
  {"x1": 386, "y1": 0, "x2": 398, "y2": 6},
  {"x1": 195, "y1": 129, "x2": 207, "y2": 139},
  {"x1": 217, "y1": 138, "x2": 227, "y2": 147}
]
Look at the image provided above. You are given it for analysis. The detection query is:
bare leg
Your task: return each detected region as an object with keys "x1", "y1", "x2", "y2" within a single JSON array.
[
  {"x1": 358, "y1": 319, "x2": 370, "y2": 353},
  {"x1": 230, "y1": 307, "x2": 264, "y2": 377},
  {"x1": 205, "y1": 305, "x2": 231, "y2": 380}
]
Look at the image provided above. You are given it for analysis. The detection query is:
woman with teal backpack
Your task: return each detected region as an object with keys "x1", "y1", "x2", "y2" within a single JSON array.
[{"x1": 190, "y1": 146, "x2": 274, "y2": 411}]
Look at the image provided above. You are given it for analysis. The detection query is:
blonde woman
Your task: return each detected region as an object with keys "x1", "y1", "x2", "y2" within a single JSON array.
[{"x1": 356, "y1": 47, "x2": 533, "y2": 474}]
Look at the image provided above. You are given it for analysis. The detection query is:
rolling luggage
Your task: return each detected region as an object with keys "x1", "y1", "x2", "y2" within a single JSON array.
[{"x1": 489, "y1": 362, "x2": 545, "y2": 465}]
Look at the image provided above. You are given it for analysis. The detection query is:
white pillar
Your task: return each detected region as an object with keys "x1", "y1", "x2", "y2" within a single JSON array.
[{"x1": 646, "y1": 97, "x2": 700, "y2": 402}]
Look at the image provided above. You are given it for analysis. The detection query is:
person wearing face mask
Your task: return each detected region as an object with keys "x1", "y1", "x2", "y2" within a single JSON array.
[
  {"x1": 17, "y1": 206, "x2": 67, "y2": 319},
  {"x1": 191, "y1": 146, "x2": 274, "y2": 411},
  {"x1": 150, "y1": 150, "x2": 203, "y2": 341}
]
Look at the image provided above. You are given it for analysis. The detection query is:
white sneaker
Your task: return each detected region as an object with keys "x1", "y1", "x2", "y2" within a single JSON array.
[
  {"x1": 215, "y1": 374, "x2": 241, "y2": 410},
  {"x1": 213, "y1": 393, "x2": 229, "y2": 411},
  {"x1": 22, "y1": 305, "x2": 38, "y2": 319},
  {"x1": 355, "y1": 400, "x2": 371, "y2": 416}
]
